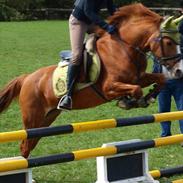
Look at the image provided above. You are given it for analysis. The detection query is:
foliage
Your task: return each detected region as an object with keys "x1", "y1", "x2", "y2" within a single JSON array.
[
  {"x1": 0, "y1": 3, "x2": 25, "y2": 21},
  {"x1": 42, "y1": 0, "x2": 74, "y2": 8},
  {"x1": 114, "y1": 0, "x2": 180, "y2": 7},
  {"x1": 0, "y1": 0, "x2": 182, "y2": 21}
]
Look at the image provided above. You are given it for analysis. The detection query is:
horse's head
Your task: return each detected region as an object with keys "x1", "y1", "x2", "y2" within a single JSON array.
[
  {"x1": 149, "y1": 16, "x2": 183, "y2": 70},
  {"x1": 106, "y1": 4, "x2": 182, "y2": 70}
]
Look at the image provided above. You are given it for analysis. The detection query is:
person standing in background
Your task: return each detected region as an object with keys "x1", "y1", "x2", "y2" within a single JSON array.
[{"x1": 152, "y1": 3, "x2": 183, "y2": 138}]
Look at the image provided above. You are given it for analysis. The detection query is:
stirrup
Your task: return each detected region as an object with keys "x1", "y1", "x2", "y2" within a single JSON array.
[{"x1": 57, "y1": 95, "x2": 72, "y2": 110}]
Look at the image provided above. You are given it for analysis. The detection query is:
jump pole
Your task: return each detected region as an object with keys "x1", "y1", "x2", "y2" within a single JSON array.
[
  {"x1": 150, "y1": 165, "x2": 183, "y2": 179},
  {"x1": 0, "y1": 111, "x2": 183, "y2": 143},
  {"x1": 172, "y1": 179, "x2": 183, "y2": 183},
  {"x1": 0, "y1": 134, "x2": 183, "y2": 172}
]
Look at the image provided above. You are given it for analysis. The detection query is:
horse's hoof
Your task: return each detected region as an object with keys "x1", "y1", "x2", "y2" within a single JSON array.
[
  {"x1": 117, "y1": 97, "x2": 138, "y2": 110},
  {"x1": 117, "y1": 100, "x2": 132, "y2": 110},
  {"x1": 147, "y1": 97, "x2": 156, "y2": 104},
  {"x1": 137, "y1": 97, "x2": 149, "y2": 108},
  {"x1": 153, "y1": 83, "x2": 158, "y2": 88}
]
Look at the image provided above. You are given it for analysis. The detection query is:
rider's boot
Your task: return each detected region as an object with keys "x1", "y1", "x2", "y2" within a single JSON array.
[{"x1": 57, "y1": 64, "x2": 79, "y2": 110}]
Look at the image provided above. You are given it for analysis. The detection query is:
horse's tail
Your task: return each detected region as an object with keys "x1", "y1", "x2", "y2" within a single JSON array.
[{"x1": 0, "y1": 74, "x2": 28, "y2": 113}]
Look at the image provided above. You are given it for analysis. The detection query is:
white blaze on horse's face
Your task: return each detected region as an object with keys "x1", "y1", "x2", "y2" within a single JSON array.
[{"x1": 162, "y1": 45, "x2": 183, "y2": 79}]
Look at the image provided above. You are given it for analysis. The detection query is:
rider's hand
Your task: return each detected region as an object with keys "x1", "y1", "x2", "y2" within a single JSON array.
[{"x1": 106, "y1": 25, "x2": 116, "y2": 35}]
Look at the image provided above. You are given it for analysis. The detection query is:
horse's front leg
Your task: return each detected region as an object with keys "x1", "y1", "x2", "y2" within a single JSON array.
[
  {"x1": 104, "y1": 81, "x2": 143, "y2": 109},
  {"x1": 139, "y1": 72, "x2": 165, "y2": 89},
  {"x1": 137, "y1": 72, "x2": 166, "y2": 107}
]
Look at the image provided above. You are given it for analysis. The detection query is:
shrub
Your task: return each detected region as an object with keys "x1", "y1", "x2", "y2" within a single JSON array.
[{"x1": 0, "y1": 4, "x2": 25, "y2": 21}]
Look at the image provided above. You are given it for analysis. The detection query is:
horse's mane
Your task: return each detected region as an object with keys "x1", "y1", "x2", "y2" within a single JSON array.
[
  {"x1": 109, "y1": 3, "x2": 162, "y2": 24},
  {"x1": 96, "y1": 3, "x2": 162, "y2": 35}
]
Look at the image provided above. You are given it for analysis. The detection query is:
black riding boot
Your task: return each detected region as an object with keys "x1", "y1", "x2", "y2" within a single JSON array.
[{"x1": 57, "y1": 64, "x2": 79, "y2": 110}]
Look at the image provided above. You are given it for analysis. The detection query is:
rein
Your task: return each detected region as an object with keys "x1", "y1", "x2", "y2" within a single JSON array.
[
  {"x1": 113, "y1": 33, "x2": 148, "y2": 83},
  {"x1": 114, "y1": 33, "x2": 147, "y2": 58}
]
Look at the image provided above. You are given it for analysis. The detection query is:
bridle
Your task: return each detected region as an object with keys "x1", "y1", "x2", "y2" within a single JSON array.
[
  {"x1": 153, "y1": 30, "x2": 182, "y2": 66},
  {"x1": 114, "y1": 29, "x2": 182, "y2": 66}
]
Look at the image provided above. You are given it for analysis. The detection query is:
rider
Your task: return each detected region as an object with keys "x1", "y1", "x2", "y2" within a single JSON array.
[{"x1": 57, "y1": 0, "x2": 117, "y2": 110}]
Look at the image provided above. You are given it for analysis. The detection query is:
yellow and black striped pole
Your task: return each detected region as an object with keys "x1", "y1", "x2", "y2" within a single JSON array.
[
  {"x1": 0, "y1": 111, "x2": 183, "y2": 143},
  {"x1": 0, "y1": 134, "x2": 183, "y2": 172},
  {"x1": 172, "y1": 179, "x2": 183, "y2": 183},
  {"x1": 150, "y1": 165, "x2": 183, "y2": 179}
]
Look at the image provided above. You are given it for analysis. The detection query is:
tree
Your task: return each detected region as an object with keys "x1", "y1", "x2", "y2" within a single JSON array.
[
  {"x1": 0, "y1": 0, "x2": 181, "y2": 21},
  {"x1": 42, "y1": 0, "x2": 73, "y2": 8}
]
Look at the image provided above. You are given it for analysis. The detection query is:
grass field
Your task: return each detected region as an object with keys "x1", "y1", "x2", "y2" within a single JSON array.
[{"x1": 0, "y1": 21, "x2": 182, "y2": 183}]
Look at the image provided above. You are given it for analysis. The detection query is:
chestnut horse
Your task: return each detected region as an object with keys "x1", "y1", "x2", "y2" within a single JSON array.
[{"x1": 0, "y1": 4, "x2": 180, "y2": 157}]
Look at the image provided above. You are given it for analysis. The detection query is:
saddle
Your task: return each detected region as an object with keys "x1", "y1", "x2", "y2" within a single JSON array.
[{"x1": 52, "y1": 34, "x2": 101, "y2": 98}]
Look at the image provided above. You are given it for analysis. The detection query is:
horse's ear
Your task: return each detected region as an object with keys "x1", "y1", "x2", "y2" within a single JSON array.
[
  {"x1": 161, "y1": 16, "x2": 174, "y2": 29},
  {"x1": 173, "y1": 15, "x2": 183, "y2": 25}
]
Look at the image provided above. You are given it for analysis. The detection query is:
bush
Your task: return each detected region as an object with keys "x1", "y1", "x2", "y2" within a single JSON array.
[{"x1": 0, "y1": 4, "x2": 25, "y2": 21}]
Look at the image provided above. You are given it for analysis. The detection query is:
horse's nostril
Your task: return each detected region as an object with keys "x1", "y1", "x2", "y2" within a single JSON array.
[
  {"x1": 176, "y1": 69, "x2": 181, "y2": 74},
  {"x1": 175, "y1": 69, "x2": 183, "y2": 77}
]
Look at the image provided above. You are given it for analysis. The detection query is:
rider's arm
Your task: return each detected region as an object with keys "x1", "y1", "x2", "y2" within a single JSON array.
[
  {"x1": 106, "y1": 0, "x2": 116, "y2": 15},
  {"x1": 84, "y1": 0, "x2": 108, "y2": 29}
]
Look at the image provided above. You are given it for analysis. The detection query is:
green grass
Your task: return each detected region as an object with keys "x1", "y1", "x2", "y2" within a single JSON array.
[{"x1": 0, "y1": 21, "x2": 182, "y2": 183}]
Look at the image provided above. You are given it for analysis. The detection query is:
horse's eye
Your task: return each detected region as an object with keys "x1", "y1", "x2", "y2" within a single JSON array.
[{"x1": 166, "y1": 40, "x2": 173, "y2": 46}]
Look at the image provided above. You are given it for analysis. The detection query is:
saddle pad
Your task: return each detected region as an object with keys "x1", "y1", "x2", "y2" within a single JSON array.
[
  {"x1": 52, "y1": 64, "x2": 68, "y2": 97},
  {"x1": 52, "y1": 53, "x2": 101, "y2": 98}
]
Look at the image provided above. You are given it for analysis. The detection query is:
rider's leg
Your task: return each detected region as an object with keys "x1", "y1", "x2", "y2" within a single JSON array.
[
  {"x1": 57, "y1": 14, "x2": 88, "y2": 110},
  {"x1": 57, "y1": 64, "x2": 79, "y2": 110}
]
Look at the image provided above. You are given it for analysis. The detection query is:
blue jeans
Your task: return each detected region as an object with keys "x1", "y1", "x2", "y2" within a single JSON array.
[{"x1": 158, "y1": 79, "x2": 183, "y2": 137}]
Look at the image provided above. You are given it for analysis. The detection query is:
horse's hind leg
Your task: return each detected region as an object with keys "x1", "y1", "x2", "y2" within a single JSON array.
[
  {"x1": 20, "y1": 100, "x2": 45, "y2": 157},
  {"x1": 20, "y1": 106, "x2": 61, "y2": 158}
]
